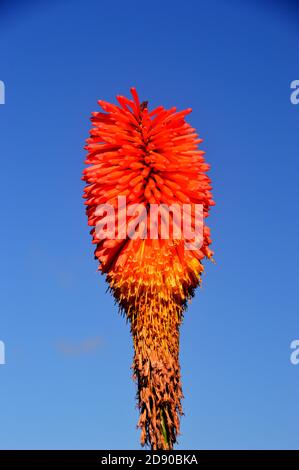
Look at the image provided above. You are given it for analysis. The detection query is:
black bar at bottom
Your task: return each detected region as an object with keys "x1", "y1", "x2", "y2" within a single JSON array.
[{"x1": 0, "y1": 450, "x2": 298, "y2": 466}]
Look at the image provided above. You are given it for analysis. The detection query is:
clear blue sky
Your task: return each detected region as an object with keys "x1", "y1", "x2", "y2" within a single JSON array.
[{"x1": 0, "y1": 0, "x2": 298, "y2": 450}]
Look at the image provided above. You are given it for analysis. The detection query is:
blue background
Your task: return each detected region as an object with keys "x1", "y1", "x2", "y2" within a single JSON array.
[{"x1": 0, "y1": 0, "x2": 298, "y2": 449}]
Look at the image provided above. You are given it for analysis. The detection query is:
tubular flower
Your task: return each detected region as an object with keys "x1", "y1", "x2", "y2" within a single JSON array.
[{"x1": 83, "y1": 88, "x2": 214, "y2": 450}]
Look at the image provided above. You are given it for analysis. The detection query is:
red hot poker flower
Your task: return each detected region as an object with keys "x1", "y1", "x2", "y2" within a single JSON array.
[{"x1": 83, "y1": 88, "x2": 214, "y2": 449}]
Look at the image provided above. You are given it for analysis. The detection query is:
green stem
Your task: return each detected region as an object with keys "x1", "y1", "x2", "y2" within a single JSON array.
[{"x1": 160, "y1": 408, "x2": 171, "y2": 450}]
